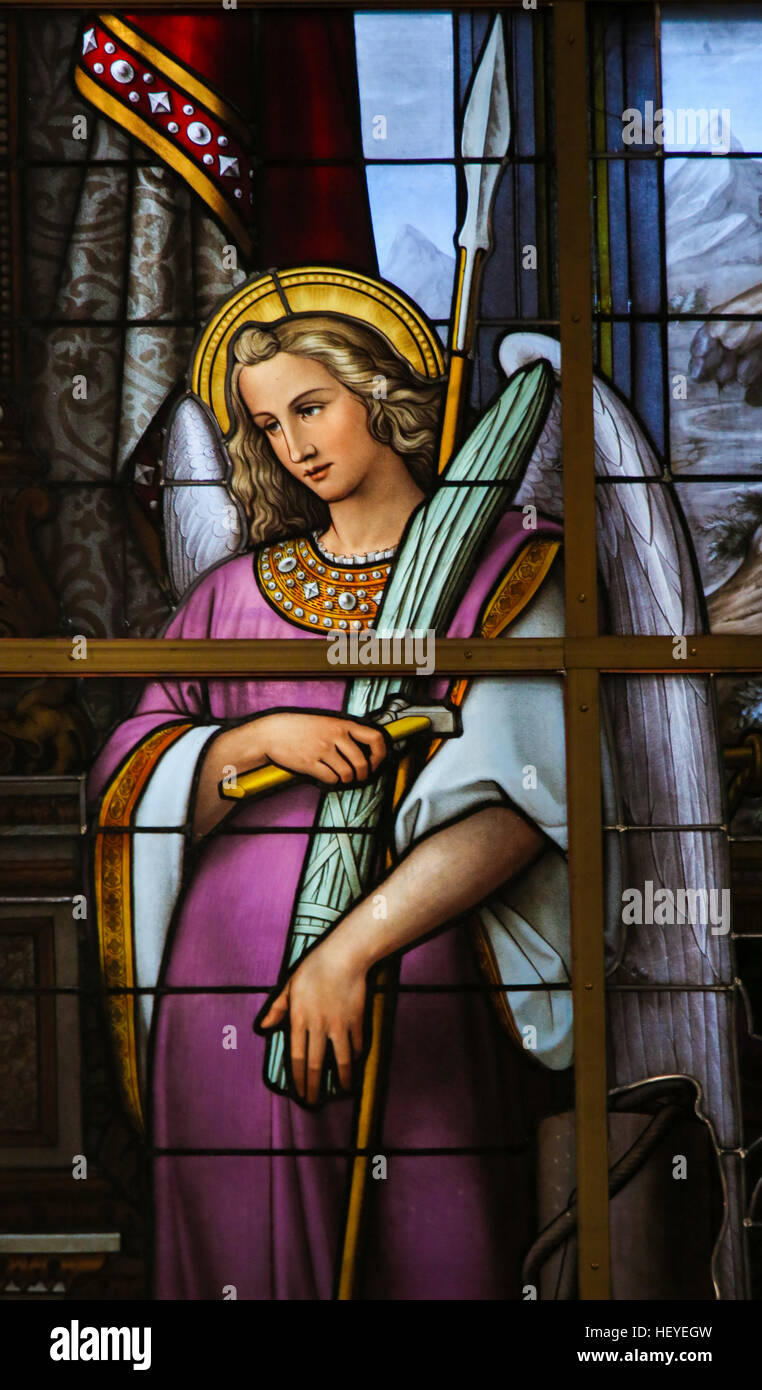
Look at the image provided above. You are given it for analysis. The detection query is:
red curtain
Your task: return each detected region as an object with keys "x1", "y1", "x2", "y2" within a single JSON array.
[
  {"x1": 122, "y1": 9, "x2": 377, "y2": 272},
  {"x1": 257, "y1": 9, "x2": 376, "y2": 270}
]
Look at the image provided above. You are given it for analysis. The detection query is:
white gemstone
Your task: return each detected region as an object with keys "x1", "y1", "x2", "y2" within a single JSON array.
[
  {"x1": 93, "y1": 62, "x2": 104, "y2": 73},
  {"x1": 322, "y1": 618, "x2": 332, "y2": 628},
  {"x1": 303, "y1": 581, "x2": 319, "y2": 600},
  {"x1": 82, "y1": 29, "x2": 97, "y2": 55},
  {"x1": 183, "y1": 103, "x2": 194, "y2": 116},
  {"x1": 358, "y1": 573, "x2": 367, "y2": 581},
  {"x1": 317, "y1": 565, "x2": 325, "y2": 574},
  {"x1": 339, "y1": 621, "x2": 348, "y2": 630},
  {"x1": 219, "y1": 154, "x2": 240, "y2": 178},
  {"x1": 267, "y1": 581, "x2": 276, "y2": 591},
  {"x1": 203, "y1": 153, "x2": 214, "y2": 165},
  {"x1": 294, "y1": 607, "x2": 304, "y2": 618},
  {"x1": 372, "y1": 570, "x2": 382, "y2": 579},
  {"x1": 338, "y1": 592, "x2": 357, "y2": 612},
  {"x1": 285, "y1": 579, "x2": 294, "y2": 588},
  {"x1": 143, "y1": 72, "x2": 153, "y2": 83},
  {"x1": 330, "y1": 570, "x2": 339, "y2": 580},
  {"x1": 167, "y1": 121, "x2": 179, "y2": 133},
  {"x1": 104, "y1": 41, "x2": 116, "y2": 53},
  {"x1": 217, "y1": 134, "x2": 229, "y2": 147},
  {"x1": 128, "y1": 91, "x2": 139, "y2": 103},
  {"x1": 352, "y1": 621, "x2": 362, "y2": 630},
  {"x1": 110, "y1": 59, "x2": 134, "y2": 83},
  {"x1": 357, "y1": 589, "x2": 366, "y2": 598},
  {"x1": 274, "y1": 591, "x2": 282, "y2": 600},
  {"x1": 188, "y1": 122, "x2": 212, "y2": 146},
  {"x1": 296, "y1": 570, "x2": 305, "y2": 580},
  {"x1": 359, "y1": 604, "x2": 369, "y2": 613},
  {"x1": 284, "y1": 600, "x2": 293, "y2": 610},
  {"x1": 309, "y1": 614, "x2": 318, "y2": 624},
  {"x1": 148, "y1": 90, "x2": 171, "y2": 114},
  {"x1": 234, "y1": 189, "x2": 242, "y2": 199}
]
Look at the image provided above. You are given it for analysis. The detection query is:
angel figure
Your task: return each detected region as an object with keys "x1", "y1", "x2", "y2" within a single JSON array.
[
  {"x1": 88, "y1": 267, "x2": 573, "y2": 1300},
  {"x1": 89, "y1": 269, "x2": 743, "y2": 1301}
]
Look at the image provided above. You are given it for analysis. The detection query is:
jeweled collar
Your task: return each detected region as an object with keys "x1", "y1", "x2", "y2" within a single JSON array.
[{"x1": 255, "y1": 534, "x2": 392, "y2": 633}]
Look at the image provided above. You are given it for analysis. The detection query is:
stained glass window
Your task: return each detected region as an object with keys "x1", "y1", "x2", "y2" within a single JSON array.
[{"x1": 1, "y1": 0, "x2": 762, "y2": 1331}]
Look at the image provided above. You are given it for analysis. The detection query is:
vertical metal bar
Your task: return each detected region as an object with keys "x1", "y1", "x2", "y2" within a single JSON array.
[{"x1": 553, "y1": 1, "x2": 611, "y2": 1300}]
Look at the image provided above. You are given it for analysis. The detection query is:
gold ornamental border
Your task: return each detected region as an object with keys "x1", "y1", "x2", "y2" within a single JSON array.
[
  {"x1": 94, "y1": 721, "x2": 193, "y2": 1133},
  {"x1": 256, "y1": 535, "x2": 392, "y2": 633}
]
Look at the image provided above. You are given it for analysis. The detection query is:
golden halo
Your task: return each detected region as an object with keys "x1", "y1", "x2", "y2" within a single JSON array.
[{"x1": 189, "y1": 265, "x2": 446, "y2": 437}]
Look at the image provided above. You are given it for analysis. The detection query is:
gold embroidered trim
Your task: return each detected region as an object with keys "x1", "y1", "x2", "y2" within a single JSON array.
[
  {"x1": 429, "y1": 537, "x2": 561, "y2": 750},
  {"x1": 256, "y1": 535, "x2": 392, "y2": 633},
  {"x1": 94, "y1": 722, "x2": 193, "y2": 1133},
  {"x1": 480, "y1": 537, "x2": 561, "y2": 640}
]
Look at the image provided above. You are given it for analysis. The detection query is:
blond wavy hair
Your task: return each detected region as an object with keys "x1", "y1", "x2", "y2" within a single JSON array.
[{"x1": 226, "y1": 315, "x2": 445, "y2": 544}]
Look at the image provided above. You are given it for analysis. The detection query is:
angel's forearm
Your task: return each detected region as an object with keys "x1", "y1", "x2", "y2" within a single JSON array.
[
  {"x1": 328, "y1": 804, "x2": 545, "y2": 972},
  {"x1": 192, "y1": 724, "x2": 269, "y2": 839}
]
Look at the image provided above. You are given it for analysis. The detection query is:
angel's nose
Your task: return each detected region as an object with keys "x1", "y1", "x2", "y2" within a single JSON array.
[{"x1": 284, "y1": 424, "x2": 316, "y2": 465}]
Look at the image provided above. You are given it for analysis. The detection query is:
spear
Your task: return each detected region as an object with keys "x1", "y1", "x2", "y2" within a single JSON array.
[
  {"x1": 437, "y1": 14, "x2": 511, "y2": 471},
  {"x1": 337, "y1": 16, "x2": 514, "y2": 1298}
]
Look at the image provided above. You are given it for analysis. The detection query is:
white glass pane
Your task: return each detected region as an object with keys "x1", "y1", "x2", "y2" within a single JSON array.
[
  {"x1": 354, "y1": 11, "x2": 454, "y2": 159},
  {"x1": 661, "y1": 6, "x2": 762, "y2": 153}
]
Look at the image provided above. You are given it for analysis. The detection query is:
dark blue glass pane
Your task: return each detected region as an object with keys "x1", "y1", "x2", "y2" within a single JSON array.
[
  {"x1": 632, "y1": 319, "x2": 665, "y2": 457},
  {"x1": 627, "y1": 159, "x2": 662, "y2": 315}
]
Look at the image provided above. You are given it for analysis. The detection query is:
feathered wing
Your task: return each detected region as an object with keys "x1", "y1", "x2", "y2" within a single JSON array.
[
  {"x1": 162, "y1": 395, "x2": 246, "y2": 601},
  {"x1": 501, "y1": 332, "x2": 744, "y2": 1298}
]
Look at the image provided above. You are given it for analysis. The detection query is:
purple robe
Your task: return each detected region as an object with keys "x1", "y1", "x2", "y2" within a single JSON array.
[{"x1": 89, "y1": 509, "x2": 563, "y2": 1300}]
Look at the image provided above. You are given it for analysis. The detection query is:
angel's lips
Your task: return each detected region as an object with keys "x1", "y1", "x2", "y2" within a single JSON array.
[{"x1": 304, "y1": 463, "x2": 333, "y2": 481}]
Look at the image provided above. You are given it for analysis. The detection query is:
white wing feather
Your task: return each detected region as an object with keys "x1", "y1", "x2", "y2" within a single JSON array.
[
  {"x1": 499, "y1": 333, "x2": 739, "y2": 1173},
  {"x1": 163, "y1": 395, "x2": 246, "y2": 600}
]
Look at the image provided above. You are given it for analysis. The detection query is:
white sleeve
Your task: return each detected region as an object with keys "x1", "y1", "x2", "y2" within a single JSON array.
[
  {"x1": 394, "y1": 561, "x2": 576, "y2": 1069},
  {"x1": 394, "y1": 561, "x2": 568, "y2": 856},
  {"x1": 132, "y1": 724, "x2": 221, "y2": 1073},
  {"x1": 393, "y1": 558, "x2": 622, "y2": 1069}
]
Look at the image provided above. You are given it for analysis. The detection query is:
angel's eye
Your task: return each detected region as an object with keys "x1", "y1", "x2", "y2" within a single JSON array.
[
  {"x1": 299, "y1": 404, "x2": 323, "y2": 419},
  {"x1": 263, "y1": 419, "x2": 281, "y2": 436}
]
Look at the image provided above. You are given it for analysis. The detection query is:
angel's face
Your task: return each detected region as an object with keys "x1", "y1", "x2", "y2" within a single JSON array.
[{"x1": 238, "y1": 353, "x2": 386, "y2": 502}]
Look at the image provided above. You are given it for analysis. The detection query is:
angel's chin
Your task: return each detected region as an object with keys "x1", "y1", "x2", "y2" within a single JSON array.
[{"x1": 308, "y1": 479, "x2": 358, "y2": 504}]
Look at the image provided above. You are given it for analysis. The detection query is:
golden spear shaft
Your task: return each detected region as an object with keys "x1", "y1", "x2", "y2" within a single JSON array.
[{"x1": 338, "y1": 14, "x2": 512, "y2": 1298}]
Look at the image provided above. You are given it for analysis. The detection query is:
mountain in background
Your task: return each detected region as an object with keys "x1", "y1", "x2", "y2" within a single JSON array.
[
  {"x1": 381, "y1": 223, "x2": 455, "y2": 321},
  {"x1": 666, "y1": 137, "x2": 762, "y2": 304}
]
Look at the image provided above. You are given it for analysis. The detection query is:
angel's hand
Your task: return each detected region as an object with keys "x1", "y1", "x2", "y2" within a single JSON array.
[
  {"x1": 258, "y1": 934, "x2": 368, "y2": 1105},
  {"x1": 255, "y1": 711, "x2": 387, "y2": 786}
]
